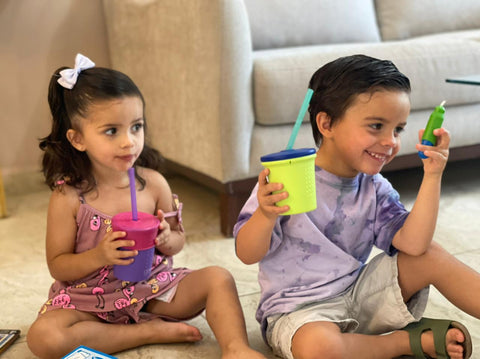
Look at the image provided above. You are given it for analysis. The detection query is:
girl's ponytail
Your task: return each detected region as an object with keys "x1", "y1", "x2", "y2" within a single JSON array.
[{"x1": 39, "y1": 68, "x2": 91, "y2": 190}]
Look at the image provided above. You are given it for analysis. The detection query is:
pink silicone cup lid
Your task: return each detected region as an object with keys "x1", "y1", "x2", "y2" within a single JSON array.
[{"x1": 112, "y1": 212, "x2": 159, "y2": 250}]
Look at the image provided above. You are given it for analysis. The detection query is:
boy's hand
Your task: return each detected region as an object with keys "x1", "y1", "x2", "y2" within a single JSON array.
[
  {"x1": 416, "y1": 128, "x2": 450, "y2": 174},
  {"x1": 257, "y1": 168, "x2": 290, "y2": 219},
  {"x1": 95, "y1": 231, "x2": 137, "y2": 266}
]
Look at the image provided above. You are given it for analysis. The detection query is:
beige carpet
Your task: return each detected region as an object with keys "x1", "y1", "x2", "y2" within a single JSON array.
[{"x1": 1, "y1": 159, "x2": 479, "y2": 358}]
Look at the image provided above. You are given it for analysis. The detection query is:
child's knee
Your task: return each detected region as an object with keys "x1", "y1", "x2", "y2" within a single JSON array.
[
  {"x1": 400, "y1": 241, "x2": 449, "y2": 265},
  {"x1": 291, "y1": 322, "x2": 343, "y2": 359},
  {"x1": 27, "y1": 318, "x2": 67, "y2": 359},
  {"x1": 417, "y1": 241, "x2": 450, "y2": 265},
  {"x1": 292, "y1": 338, "x2": 343, "y2": 359},
  {"x1": 204, "y1": 265, "x2": 236, "y2": 287},
  {"x1": 426, "y1": 241, "x2": 449, "y2": 256}
]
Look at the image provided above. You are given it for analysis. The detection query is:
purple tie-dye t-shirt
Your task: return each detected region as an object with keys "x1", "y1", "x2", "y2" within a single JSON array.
[{"x1": 233, "y1": 167, "x2": 409, "y2": 336}]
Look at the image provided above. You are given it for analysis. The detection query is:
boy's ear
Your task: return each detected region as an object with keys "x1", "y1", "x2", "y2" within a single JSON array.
[
  {"x1": 66, "y1": 129, "x2": 86, "y2": 152},
  {"x1": 316, "y1": 112, "x2": 333, "y2": 138}
]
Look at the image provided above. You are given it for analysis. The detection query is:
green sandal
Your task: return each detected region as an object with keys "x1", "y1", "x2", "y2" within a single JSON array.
[{"x1": 403, "y1": 317, "x2": 472, "y2": 359}]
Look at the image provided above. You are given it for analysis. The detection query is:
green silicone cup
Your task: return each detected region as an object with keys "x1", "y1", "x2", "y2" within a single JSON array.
[{"x1": 262, "y1": 153, "x2": 317, "y2": 215}]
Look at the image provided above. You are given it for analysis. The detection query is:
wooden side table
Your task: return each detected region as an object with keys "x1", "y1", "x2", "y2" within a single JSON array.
[{"x1": 0, "y1": 170, "x2": 7, "y2": 218}]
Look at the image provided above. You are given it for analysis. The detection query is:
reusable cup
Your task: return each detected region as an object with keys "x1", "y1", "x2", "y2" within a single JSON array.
[
  {"x1": 112, "y1": 211, "x2": 160, "y2": 282},
  {"x1": 260, "y1": 148, "x2": 317, "y2": 215}
]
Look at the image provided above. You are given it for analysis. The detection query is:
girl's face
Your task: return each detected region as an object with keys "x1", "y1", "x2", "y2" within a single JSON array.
[
  {"x1": 316, "y1": 90, "x2": 410, "y2": 177},
  {"x1": 67, "y1": 96, "x2": 145, "y2": 175}
]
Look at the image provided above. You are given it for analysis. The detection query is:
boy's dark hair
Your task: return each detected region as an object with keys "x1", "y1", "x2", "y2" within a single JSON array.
[
  {"x1": 308, "y1": 54, "x2": 411, "y2": 146},
  {"x1": 39, "y1": 66, "x2": 163, "y2": 192}
]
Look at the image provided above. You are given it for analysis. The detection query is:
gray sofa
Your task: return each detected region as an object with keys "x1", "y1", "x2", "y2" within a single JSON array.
[{"x1": 103, "y1": 0, "x2": 480, "y2": 235}]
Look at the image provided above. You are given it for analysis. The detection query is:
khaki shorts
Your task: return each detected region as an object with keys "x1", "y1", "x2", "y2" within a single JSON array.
[{"x1": 266, "y1": 252, "x2": 429, "y2": 359}]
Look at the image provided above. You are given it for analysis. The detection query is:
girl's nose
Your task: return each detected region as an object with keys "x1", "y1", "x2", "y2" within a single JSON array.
[{"x1": 121, "y1": 133, "x2": 135, "y2": 148}]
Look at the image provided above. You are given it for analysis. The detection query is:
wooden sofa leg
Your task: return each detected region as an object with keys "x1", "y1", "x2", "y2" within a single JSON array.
[
  {"x1": 220, "y1": 192, "x2": 249, "y2": 237},
  {"x1": 220, "y1": 178, "x2": 257, "y2": 237}
]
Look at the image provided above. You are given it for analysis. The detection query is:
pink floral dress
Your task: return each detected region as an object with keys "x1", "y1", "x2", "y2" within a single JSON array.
[{"x1": 38, "y1": 195, "x2": 192, "y2": 324}]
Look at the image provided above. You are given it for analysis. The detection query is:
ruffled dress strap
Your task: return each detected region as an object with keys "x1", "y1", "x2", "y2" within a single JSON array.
[{"x1": 163, "y1": 194, "x2": 184, "y2": 232}]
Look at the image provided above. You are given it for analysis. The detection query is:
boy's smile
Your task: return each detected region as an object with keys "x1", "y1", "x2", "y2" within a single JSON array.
[{"x1": 315, "y1": 90, "x2": 411, "y2": 177}]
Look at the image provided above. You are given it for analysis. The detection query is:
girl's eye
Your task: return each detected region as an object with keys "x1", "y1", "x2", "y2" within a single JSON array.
[
  {"x1": 395, "y1": 126, "x2": 405, "y2": 135},
  {"x1": 105, "y1": 128, "x2": 117, "y2": 136},
  {"x1": 369, "y1": 123, "x2": 382, "y2": 130},
  {"x1": 132, "y1": 123, "x2": 144, "y2": 132}
]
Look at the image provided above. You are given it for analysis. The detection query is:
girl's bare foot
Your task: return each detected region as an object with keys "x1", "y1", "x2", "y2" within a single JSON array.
[
  {"x1": 421, "y1": 327, "x2": 465, "y2": 359},
  {"x1": 145, "y1": 318, "x2": 203, "y2": 343}
]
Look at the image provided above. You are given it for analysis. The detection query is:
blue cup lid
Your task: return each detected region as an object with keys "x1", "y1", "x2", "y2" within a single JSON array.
[{"x1": 260, "y1": 148, "x2": 316, "y2": 162}]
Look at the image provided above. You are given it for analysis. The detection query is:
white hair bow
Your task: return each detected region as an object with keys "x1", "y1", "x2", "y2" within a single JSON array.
[{"x1": 57, "y1": 53, "x2": 95, "y2": 89}]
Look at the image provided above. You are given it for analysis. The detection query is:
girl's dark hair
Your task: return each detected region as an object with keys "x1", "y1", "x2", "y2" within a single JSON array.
[
  {"x1": 39, "y1": 66, "x2": 163, "y2": 192},
  {"x1": 308, "y1": 54, "x2": 411, "y2": 146}
]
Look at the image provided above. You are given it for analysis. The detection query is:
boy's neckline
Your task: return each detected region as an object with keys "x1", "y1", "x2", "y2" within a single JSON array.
[{"x1": 315, "y1": 166, "x2": 364, "y2": 187}]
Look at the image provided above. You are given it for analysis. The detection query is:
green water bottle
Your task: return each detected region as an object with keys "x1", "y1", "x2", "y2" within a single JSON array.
[{"x1": 418, "y1": 101, "x2": 445, "y2": 159}]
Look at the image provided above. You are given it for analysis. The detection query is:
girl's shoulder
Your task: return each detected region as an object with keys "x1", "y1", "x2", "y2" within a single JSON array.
[
  {"x1": 49, "y1": 183, "x2": 82, "y2": 216},
  {"x1": 137, "y1": 167, "x2": 172, "y2": 198},
  {"x1": 137, "y1": 167, "x2": 169, "y2": 189},
  {"x1": 137, "y1": 167, "x2": 174, "y2": 212}
]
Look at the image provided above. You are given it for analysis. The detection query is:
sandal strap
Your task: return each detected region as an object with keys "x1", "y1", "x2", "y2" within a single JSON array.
[
  {"x1": 404, "y1": 320, "x2": 429, "y2": 358},
  {"x1": 428, "y1": 318, "x2": 450, "y2": 359},
  {"x1": 404, "y1": 318, "x2": 456, "y2": 359}
]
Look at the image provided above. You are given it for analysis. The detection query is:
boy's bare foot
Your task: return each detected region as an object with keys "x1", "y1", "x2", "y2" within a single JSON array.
[
  {"x1": 421, "y1": 327, "x2": 465, "y2": 359},
  {"x1": 144, "y1": 318, "x2": 203, "y2": 343}
]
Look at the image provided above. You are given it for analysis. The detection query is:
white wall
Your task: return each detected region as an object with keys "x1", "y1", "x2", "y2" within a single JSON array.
[{"x1": 0, "y1": 0, "x2": 110, "y2": 179}]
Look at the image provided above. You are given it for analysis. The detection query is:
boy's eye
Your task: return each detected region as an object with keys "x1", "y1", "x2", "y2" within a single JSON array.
[
  {"x1": 105, "y1": 128, "x2": 117, "y2": 135},
  {"x1": 395, "y1": 126, "x2": 405, "y2": 135},
  {"x1": 369, "y1": 123, "x2": 382, "y2": 130}
]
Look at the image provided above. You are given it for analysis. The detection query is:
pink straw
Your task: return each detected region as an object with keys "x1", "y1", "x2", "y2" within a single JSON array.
[{"x1": 128, "y1": 167, "x2": 138, "y2": 221}]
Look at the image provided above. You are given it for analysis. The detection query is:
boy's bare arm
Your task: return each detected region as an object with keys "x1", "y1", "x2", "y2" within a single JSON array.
[
  {"x1": 392, "y1": 172, "x2": 441, "y2": 255},
  {"x1": 392, "y1": 128, "x2": 450, "y2": 255},
  {"x1": 236, "y1": 209, "x2": 277, "y2": 264},
  {"x1": 236, "y1": 169, "x2": 289, "y2": 264}
]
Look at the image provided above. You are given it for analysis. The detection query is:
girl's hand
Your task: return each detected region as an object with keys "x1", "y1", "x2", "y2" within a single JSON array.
[
  {"x1": 257, "y1": 168, "x2": 290, "y2": 219},
  {"x1": 94, "y1": 231, "x2": 137, "y2": 266},
  {"x1": 416, "y1": 128, "x2": 450, "y2": 175},
  {"x1": 155, "y1": 210, "x2": 171, "y2": 249}
]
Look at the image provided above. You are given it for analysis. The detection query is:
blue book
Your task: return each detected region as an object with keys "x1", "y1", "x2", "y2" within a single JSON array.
[{"x1": 61, "y1": 345, "x2": 118, "y2": 359}]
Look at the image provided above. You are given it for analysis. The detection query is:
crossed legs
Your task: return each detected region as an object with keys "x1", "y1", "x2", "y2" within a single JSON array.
[
  {"x1": 27, "y1": 266, "x2": 265, "y2": 359},
  {"x1": 27, "y1": 308, "x2": 201, "y2": 358}
]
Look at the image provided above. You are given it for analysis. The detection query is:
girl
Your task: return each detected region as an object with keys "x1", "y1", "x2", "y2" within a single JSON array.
[
  {"x1": 27, "y1": 54, "x2": 265, "y2": 359},
  {"x1": 235, "y1": 55, "x2": 478, "y2": 359}
]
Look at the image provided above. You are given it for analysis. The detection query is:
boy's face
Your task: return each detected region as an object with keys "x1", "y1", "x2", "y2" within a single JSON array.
[{"x1": 316, "y1": 90, "x2": 410, "y2": 177}]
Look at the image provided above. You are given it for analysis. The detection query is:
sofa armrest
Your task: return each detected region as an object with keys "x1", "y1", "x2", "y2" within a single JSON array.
[{"x1": 103, "y1": 0, "x2": 254, "y2": 183}]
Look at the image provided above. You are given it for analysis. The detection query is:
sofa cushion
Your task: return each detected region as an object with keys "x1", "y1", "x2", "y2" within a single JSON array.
[
  {"x1": 375, "y1": 0, "x2": 480, "y2": 41},
  {"x1": 253, "y1": 32, "x2": 480, "y2": 126},
  {"x1": 243, "y1": 0, "x2": 380, "y2": 50}
]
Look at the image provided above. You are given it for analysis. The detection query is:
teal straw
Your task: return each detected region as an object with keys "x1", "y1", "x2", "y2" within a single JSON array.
[{"x1": 286, "y1": 88, "x2": 314, "y2": 150}]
